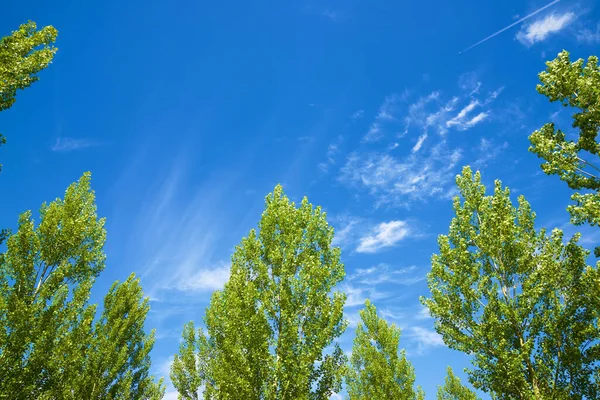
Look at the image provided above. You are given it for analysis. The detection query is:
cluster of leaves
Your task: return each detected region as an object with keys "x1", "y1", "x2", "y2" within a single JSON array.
[
  {"x1": 529, "y1": 51, "x2": 600, "y2": 250},
  {"x1": 422, "y1": 167, "x2": 600, "y2": 399},
  {"x1": 172, "y1": 185, "x2": 348, "y2": 400},
  {"x1": 0, "y1": 174, "x2": 165, "y2": 399},
  {"x1": 0, "y1": 21, "x2": 57, "y2": 171}
]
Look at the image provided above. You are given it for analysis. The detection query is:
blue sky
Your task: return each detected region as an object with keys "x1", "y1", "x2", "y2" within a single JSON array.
[{"x1": 2, "y1": 0, "x2": 600, "y2": 398}]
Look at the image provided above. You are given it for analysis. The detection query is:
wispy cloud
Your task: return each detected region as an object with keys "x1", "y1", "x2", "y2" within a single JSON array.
[
  {"x1": 412, "y1": 134, "x2": 427, "y2": 153},
  {"x1": 112, "y1": 159, "x2": 242, "y2": 300},
  {"x1": 414, "y1": 304, "x2": 432, "y2": 320},
  {"x1": 340, "y1": 77, "x2": 500, "y2": 208},
  {"x1": 347, "y1": 263, "x2": 419, "y2": 285},
  {"x1": 356, "y1": 220, "x2": 411, "y2": 253},
  {"x1": 350, "y1": 109, "x2": 364, "y2": 120},
  {"x1": 339, "y1": 140, "x2": 462, "y2": 207},
  {"x1": 51, "y1": 137, "x2": 98, "y2": 152},
  {"x1": 342, "y1": 283, "x2": 389, "y2": 307},
  {"x1": 403, "y1": 84, "x2": 497, "y2": 136},
  {"x1": 318, "y1": 137, "x2": 343, "y2": 173},
  {"x1": 447, "y1": 100, "x2": 484, "y2": 129},
  {"x1": 459, "y1": 0, "x2": 562, "y2": 53},
  {"x1": 516, "y1": 12, "x2": 575, "y2": 46},
  {"x1": 174, "y1": 263, "x2": 231, "y2": 292},
  {"x1": 406, "y1": 326, "x2": 445, "y2": 352},
  {"x1": 473, "y1": 138, "x2": 509, "y2": 169},
  {"x1": 363, "y1": 95, "x2": 400, "y2": 142},
  {"x1": 577, "y1": 22, "x2": 600, "y2": 43},
  {"x1": 331, "y1": 215, "x2": 364, "y2": 249}
]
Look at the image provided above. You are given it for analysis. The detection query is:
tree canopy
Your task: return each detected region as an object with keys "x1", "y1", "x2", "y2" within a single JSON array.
[
  {"x1": 172, "y1": 184, "x2": 347, "y2": 400},
  {"x1": 0, "y1": 173, "x2": 164, "y2": 399},
  {"x1": 346, "y1": 299, "x2": 423, "y2": 400},
  {"x1": 421, "y1": 166, "x2": 600, "y2": 399},
  {"x1": 529, "y1": 51, "x2": 600, "y2": 238}
]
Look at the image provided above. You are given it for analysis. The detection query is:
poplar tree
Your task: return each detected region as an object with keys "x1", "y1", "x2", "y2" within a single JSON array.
[
  {"x1": 436, "y1": 367, "x2": 479, "y2": 400},
  {"x1": 172, "y1": 185, "x2": 347, "y2": 400},
  {"x1": 0, "y1": 173, "x2": 164, "y2": 399},
  {"x1": 346, "y1": 300, "x2": 423, "y2": 400},
  {"x1": 529, "y1": 51, "x2": 600, "y2": 253},
  {"x1": 421, "y1": 166, "x2": 600, "y2": 399}
]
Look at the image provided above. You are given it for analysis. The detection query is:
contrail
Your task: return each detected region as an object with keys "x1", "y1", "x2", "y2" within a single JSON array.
[{"x1": 459, "y1": 0, "x2": 561, "y2": 54}]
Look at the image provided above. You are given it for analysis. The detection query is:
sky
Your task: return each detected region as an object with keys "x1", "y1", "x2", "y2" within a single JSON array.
[{"x1": 1, "y1": 0, "x2": 600, "y2": 398}]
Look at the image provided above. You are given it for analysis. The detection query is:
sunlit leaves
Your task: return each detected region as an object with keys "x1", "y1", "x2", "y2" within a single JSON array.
[
  {"x1": 172, "y1": 185, "x2": 348, "y2": 400},
  {"x1": 529, "y1": 51, "x2": 600, "y2": 229},
  {"x1": 346, "y1": 300, "x2": 422, "y2": 400},
  {"x1": 421, "y1": 166, "x2": 600, "y2": 399}
]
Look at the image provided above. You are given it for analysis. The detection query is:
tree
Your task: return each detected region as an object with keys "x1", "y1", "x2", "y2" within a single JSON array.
[
  {"x1": 421, "y1": 166, "x2": 600, "y2": 399},
  {"x1": 0, "y1": 21, "x2": 58, "y2": 171},
  {"x1": 529, "y1": 51, "x2": 600, "y2": 252},
  {"x1": 172, "y1": 184, "x2": 348, "y2": 400},
  {"x1": 0, "y1": 21, "x2": 57, "y2": 111},
  {"x1": 0, "y1": 173, "x2": 164, "y2": 399},
  {"x1": 437, "y1": 367, "x2": 479, "y2": 400},
  {"x1": 346, "y1": 299, "x2": 423, "y2": 400},
  {"x1": 170, "y1": 322, "x2": 205, "y2": 400},
  {"x1": 60, "y1": 274, "x2": 165, "y2": 400}
]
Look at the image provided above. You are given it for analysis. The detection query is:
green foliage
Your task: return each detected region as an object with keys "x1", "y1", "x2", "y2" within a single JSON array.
[
  {"x1": 437, "y1": 367, "x2": 479, "y2": 400},
  {"x1": 421, "y1": 166, "x2": 600, "y2": 399},
  {"x1": 0, "y1": 173, "x2": 164, "y2": 399},
  {"x1": 0, "y1": 21, "x2": 57, "y2": 111},
  {"x1": 172, "y1": 184, "x2": 348, "y2": 400},
  {"x1": 529, "y1": 51, "x2": 600, "y2": 230},
  {"x1": 346, "y1": 299, "x2": 422, "y2": 400},
  {"x1": 0, "y1": 20, "x2": 57, "y2": 171},
  {"x1": 171, "y1": 321, "x2": 205, "y2": 400}
]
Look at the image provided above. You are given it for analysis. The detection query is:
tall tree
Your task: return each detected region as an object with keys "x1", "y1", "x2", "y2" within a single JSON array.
[
  {"x1": 346, "y1": 299, "x2": 423, "y2": 400},
  {"x1": 0, "y1": 173, "x2": 164, "y2": 398},
  {"x1": 421, "y1": 166, "x2": 600, "y2": 399},
  {"x1": 529, "y1": 51, "x2": 600, "y2": 251},
  {"x1": 170, "y1": 321, "x2": 205, "y2": 400},
  {"x1": 0, "y1": 21, "x2": 58, "y2": 171},
  {"x1": 172, "y1": 184, "x2": 348, "y2": 400},
  {"x1": 59, "y1": 274, "x2": 165, "y2": 400},
  {"x1": 436, "y1": 367, "x2": 479, "y2": 400}
]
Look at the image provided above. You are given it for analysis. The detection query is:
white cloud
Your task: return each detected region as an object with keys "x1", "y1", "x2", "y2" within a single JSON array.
[
  {"x1": 350, "y1": 109, "x2": 365, "y2": 119},
  {"x1": 176, "y1": 263, "x2": 231, "y2": 292},
  {"x1": 110, "y1": 159, "x2": 244, "y2": 300},
  {"x1": 363, "y1": 95, "x2": 399, "y2": 142},
  {"x1": 156, "y1": 356, "x2": 174, "y2": 379},
  {"x1": 577, "y1": 22, "x2": 600, "y2": 43},
  {"x1": 465, "y1": 112, "x2": 489, "y2": 127},
  {"x1": 356, "y1": 220, "x2": 411, "y2": 253},
  {"x1": 339, "y1": 140, "x2": 462, "y2": 207},
  {"x1": 516, "y1": 12, "x2": 575, "y2": 46},
  {"x1": 446, "y1": 100, "x2": 479, "y2": 128},
  {"x1": 412, "y1": 134, "x2": 427, "y2": 153},
  {"x1": 472, "y1": 138, "x2": 509, "y2": 169},
  {"x1": 342, "y1": 284, "x2": 388, "y2": 307},
  {"x1": 458, "y1": 72, "x2": 481, "y2": 95},
  {"x1": 319, "y1": 136, "x2": 343, "y2": 173},
  {"x1": 348, "y1": 263, "x2": 420, "y2": 285},
  {"x1": 51, "y1": 137, "x2": 97, "y2": 152},
  {"x1": 406, "y1": 326, "x2": 445, "y2": 350},
  {"x1": 414, "y1": 304, "x2": 432, "y2": 320},
  {"x1": 331, "y1": 215, "x2": 363, "y2": 249}
]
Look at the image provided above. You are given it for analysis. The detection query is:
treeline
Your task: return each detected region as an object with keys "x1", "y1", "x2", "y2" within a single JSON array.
[{"x1": 0, "y1": 21, "x2": 598, "y2": 400}]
